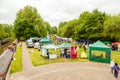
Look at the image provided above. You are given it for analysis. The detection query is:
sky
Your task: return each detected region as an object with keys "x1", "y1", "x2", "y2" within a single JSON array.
[{"x1": 0, "y1": 0, "x2": 120, "y2": 26}]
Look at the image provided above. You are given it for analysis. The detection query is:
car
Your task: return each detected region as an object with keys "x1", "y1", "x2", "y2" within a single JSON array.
[
  {"x1": 34, "y1": 42, "x2": 40, "y2": 49},
  {"x1": 27, "y1": 42, "x2": 34, "y2": 48}
]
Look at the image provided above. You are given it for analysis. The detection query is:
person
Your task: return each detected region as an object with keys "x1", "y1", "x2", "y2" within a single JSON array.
[
  {"x1": 113, "y1": 63, "x2": 119, "y2": 78},
  {"x1": 83, "y1": 44, "x2": 86, "y2": 52},
  {"x1": 63, "y1": 48, "x2": 67, "y2": 58},
  {"x1": 46, "y1": 49, "x2": 49, "y2": 59},
  {"x1": 110, "y1": 60, "x2": 115, "y2": 74}
]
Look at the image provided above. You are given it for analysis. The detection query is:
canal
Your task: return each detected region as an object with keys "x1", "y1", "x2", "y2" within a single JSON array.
[{"x1": 0, "y1": 38, "x2": 15, "y2": 55}]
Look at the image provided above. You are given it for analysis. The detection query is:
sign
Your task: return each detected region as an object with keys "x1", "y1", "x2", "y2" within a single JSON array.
[{"x1": 70, "y1": 46, "x2": 77, "y2": 58}]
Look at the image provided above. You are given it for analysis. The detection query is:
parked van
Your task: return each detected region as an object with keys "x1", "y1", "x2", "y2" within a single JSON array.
[{"x1": 26, "y1": 39, "x2": 34, "y2": 48}]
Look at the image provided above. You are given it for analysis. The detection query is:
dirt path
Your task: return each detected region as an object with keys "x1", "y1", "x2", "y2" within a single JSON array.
[
  {"x1": 22, "y1": 42, "x2": 33, "y2": 70},
  {"x1": 10, "y1": 62, "x2": 119, "y2": 80}
]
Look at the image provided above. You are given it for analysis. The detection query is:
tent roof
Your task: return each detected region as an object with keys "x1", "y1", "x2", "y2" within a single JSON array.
[
  {"x1": 58, "y1": 43, "x2": 71, "y2": 48},
  {"x1": 39, "y1": 38, "x2": 52, "y2": 43},
  {"x1": 90, "y1": 40, "x2": 110, "y2": 48},
  {"x1": 80, "y1": 52, "x2": 87, "y2": 58},
  {"x1": 112, "y1": 42, "x2": 120, "y2": 45},
  {"x1": 103, "y1": 41, "x2": 112, "y2": 45},
  {"x1": 42, "y1": 44, "x2": 58, "y2": 49}
]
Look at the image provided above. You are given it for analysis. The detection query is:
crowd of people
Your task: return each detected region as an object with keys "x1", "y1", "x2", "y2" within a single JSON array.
[{"x1": 110, "y1": 60, "x2": 120, "y2": 78}]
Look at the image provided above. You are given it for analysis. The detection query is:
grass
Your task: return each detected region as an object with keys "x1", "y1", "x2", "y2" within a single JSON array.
[
  {"x1": 29, "y1": 45, "x2": 120, "y2": 66},
  {"x1": 111, "y1": 51, "x2": 120, "y2": 65},
  {"x1": 29, "y1": 48, "x2": 88, "y2": 66},
  {"x1": 10, "y1": 43, "x2": 22, "y2": 74}
]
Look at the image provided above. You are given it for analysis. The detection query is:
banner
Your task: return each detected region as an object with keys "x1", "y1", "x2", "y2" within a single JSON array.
[{"x1": 70, "y1": 46, "x2": 77, "y2": 58}]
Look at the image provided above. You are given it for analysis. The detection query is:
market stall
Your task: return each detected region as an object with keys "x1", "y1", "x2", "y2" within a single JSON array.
[
  {"x1": 89, "y1": 40, "x2": 111, "y2": 63},
  {"x1": 41, "y1": 44, "x2": 58, "y2": 59}
]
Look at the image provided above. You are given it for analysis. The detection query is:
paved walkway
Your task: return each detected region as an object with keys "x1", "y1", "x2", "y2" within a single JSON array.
[
  {"x1": 10, "y1": 62, "x2": 119, "y2": 80},
  {"x1": 22, "y1": 42, "x2": 33, "y2": 70}
]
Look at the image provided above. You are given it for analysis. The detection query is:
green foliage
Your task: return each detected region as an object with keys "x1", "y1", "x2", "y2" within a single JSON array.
[
  {"x1": 0, "y1": 24, "x2": 4, "y2": 40},
  {"x1": 57, "y1": 22, "x2": 67, "y2": 37},
  {"x1": 14, "y1": 5, "x2": 47, "y2": 39},
  {"x1": 51, "y1": 26, "x2": 57, "y2": 34},
  {"x1": 74, "y1": 9, "x2": 108, "y2": 40},
  {"x1": 0, "y1": 24, "x2": 13, "y2": 40},
  {"x1": 57, "y1": 9, "x2": 120, "y2": 41},
  {"x1": 104, "y1": 14, "x2": 120, "y2": 41}
]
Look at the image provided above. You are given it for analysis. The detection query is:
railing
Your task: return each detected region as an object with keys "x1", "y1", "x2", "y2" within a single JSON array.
[{"x1": 0, "y1": 40, "x2": 17, "y2": 80}]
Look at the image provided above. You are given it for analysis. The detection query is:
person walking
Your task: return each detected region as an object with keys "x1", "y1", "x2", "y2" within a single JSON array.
[
  {"x1": 113, "y1": 63, "x2": 119, "y2": 78},
  {"x1": 110, "y1": 60, "x2": 115, "y2": 74}
]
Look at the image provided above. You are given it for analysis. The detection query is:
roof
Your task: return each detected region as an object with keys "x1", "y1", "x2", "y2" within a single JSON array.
[
  {"x1": 42, "y1": 44, "x2": 58, "y2": 49},
  {"x1": 58, "y1": 43, "x2": 71, "y2": 48},
  {"x1": 39, "y1": 38, "x2": 52, "y2": 43},
  {"x1": 112, "y1": 42, "x2": 120, "y2": 45},
  {"x1": 90, "y1": 40, "x2": 110, "y2": 48}
]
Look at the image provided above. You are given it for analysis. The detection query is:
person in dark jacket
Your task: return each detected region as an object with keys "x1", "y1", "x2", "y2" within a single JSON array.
[{"x1": 113, "y1": 63, "x2": 119, "y2": 78}]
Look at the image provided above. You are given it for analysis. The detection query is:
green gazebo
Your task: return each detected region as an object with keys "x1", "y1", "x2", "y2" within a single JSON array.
[{"x1": 89, "y1": 40, "x2": 111, "y2": 63}]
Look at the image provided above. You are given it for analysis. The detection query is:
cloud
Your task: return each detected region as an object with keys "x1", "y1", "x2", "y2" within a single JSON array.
[{"x1": 0, "y1": 0, "x2": 120, "y2": 26}]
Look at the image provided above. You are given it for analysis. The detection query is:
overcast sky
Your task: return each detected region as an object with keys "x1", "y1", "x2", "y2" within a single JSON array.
[{"x1": 0, "y1": 0, "x2": 120, "y2": 26}]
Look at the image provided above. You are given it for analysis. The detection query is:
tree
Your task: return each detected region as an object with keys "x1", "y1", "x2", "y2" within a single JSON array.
[
  {"x1": 0, "y1": 24, "x2": 4, "y2": 40},
  {"x1": 2, "y1": 24, "x2": 13, "y2": 38},
  {"x1": 57, "y1": 22, "x2": 67, "y2": 37},
  {"x1": 44, "y1": 21, "x2": 52, "y2": 34},
  {"x1": 51, "y1": 26, "x2": 57, "y2": 34},
  {"x1": 104, "y1": 14, "x2": 120, "y2": 41},
  {"x1": 74, "y1": 9, "x2": 108, "y2": 40},
  {"x1": 62, "y1": 19, "x2": 78, "y2": 38},
  {"x1": 14, "y1": 5, "x2": 47, "y2": 39}
]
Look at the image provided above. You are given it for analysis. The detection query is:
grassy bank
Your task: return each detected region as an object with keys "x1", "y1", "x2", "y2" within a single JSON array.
[
  {"x1": 29, "y1": 48, "x2": 88, "y2": 66},
  {"x1": 10, "y1": 44, "x2": 22, "y2": 74},
  {"x1": 111, "y1": 51, "x2": 120, "y2": 65},
  {"x1": 29, "y1": 46, "x2": 120, "y2": 66}
]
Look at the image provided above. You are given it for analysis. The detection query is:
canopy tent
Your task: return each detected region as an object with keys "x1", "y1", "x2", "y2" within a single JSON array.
[
  {"x1": 89, "y1": 40, "x2": 111, "y2": 63},
  {"x1": 58, "y1": 43, "x2": 71, "y2": 48},
  {"x1": 112, "y1": 42, "x2": 120, "y2": 49},
  {"x1": 103, "y1": 41, "x2": 112, "y2": 45},
  {"x1": 42, "y1": 44, "x2": 58, "y2": 49},
  {"x1": 41, "y1": 44, "x2": 58, "y2": 58},
  {"x1": 39, "y1": 38, "x2": 52, "y2": 44},
  {"x1": 80, "y1": 52, "x2": 87, "y2": 58}
]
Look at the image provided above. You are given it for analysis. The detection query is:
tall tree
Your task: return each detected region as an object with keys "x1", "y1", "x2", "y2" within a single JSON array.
[
  {"x1": 51, "y1": 26, "x2": 57, "y2": 34},
  {"x1": 74, "y1": 9, "x2": 108, "y2": 40},
  {"x1": 57, "y1": 22, "x2": 67, "y2": 37},
  {"x1": 14, "y1": 5, "x2": 47, "y2": 39}
]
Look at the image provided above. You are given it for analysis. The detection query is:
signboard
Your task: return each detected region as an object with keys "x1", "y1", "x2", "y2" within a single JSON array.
[{"x1": 70, "y1": 46, "x2": 77, "y2": 58}]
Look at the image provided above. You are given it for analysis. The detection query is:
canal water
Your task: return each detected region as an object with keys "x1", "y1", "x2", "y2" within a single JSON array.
[{"x1": 0, "y1": 38, "x2": 14, "y2": 55}]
